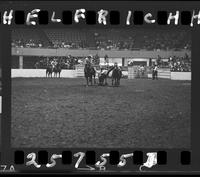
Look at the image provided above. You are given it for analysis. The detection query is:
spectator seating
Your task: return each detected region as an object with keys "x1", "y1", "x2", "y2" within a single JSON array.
[{"x1": 11, "y1": 29, "x2": 191, "y2": 51}]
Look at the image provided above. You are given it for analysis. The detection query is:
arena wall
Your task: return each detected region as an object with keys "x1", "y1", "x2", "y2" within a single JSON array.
[
  {"x1": 11, "y1": 69, "x2": 128, "y2": 78},
  {"x1": 147, "y1": 69, "x2": 171, "y2": 79},
  {"x1": 147, "y1": 72, "x2": 191, "y2": 80},
  {"x1": 11, "y1": 69, "x2": 191, "y2": 80},
  {"x1": 11, "y1": 69, "x2": 77, "y2": 78},
  {"x1": 12, "y1": 48, "x2": 191, "y2": 58},
  {"x1": 171, "y1": 72, "x2": 191, "y2": 80}
]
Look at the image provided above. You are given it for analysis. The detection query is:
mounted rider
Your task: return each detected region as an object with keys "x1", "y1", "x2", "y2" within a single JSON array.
[
  {"x1": 51, "y1": 58, "x2": 58, "y2": 68},
  {"x1": 111, "y1": 62, "x2": 122, "y2": 74},
  {"x1": 113, "y1": 62, "x2": 119, "y2": 69},
  {"x1": 84, "y1": 57, "x2": 97, "y2": 86}
]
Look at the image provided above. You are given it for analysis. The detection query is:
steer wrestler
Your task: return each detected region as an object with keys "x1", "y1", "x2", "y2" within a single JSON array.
[{"x1": 98, "y1": 68, "x2": 108, "y2": 86}]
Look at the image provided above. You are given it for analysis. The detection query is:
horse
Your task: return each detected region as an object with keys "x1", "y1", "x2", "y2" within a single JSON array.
[
  {"x1": 84, "y1": 63, "x2": 96, "y2": 86},
  {"x1": 53, "y1": 63, "x2": 62, "y2": 78},
  {"x1": 46, "y1": 64, "x2": 53, "y2": 78},
  {"x1": 112, "y1": 67, "x2": 122, "y2": 86}
]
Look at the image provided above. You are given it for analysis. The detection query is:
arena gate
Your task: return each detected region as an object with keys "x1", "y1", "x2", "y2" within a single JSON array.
[
  {"x1": 146, "y1": 68, "x2": 171, "y2": 79},
  {"x1": 75, "y1": 64, "x2": 85, "y2": 77},
  {"x1": 128, "y1": 66, "x2": 148, "y2": 79},
  {"x1": 128, "y1": 67, "x2": 171, "y2": 79}
]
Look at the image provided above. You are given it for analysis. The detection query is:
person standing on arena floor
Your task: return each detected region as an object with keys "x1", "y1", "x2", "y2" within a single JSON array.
[
  {"x1": 140, "y1": 65, "x2": 145, "y2": 78},
  {"x1": 153, "y1": 64, "x2": 158, "y2": 80},
  {"x1": 98, "y1": 67, "x2": 108, "y2": 85}
]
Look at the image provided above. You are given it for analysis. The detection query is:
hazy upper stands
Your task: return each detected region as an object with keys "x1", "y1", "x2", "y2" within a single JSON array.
[
  {"x1": 11, "y1": 29, "x2": 191, "y2": 51},
  {"x1": 12, "y1": 29, "x2": 52, "y2": 48}
]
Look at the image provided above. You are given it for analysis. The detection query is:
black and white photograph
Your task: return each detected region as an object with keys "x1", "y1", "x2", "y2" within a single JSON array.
[{"x1": 11, "y1": 28, "x2": 191, "y2": 148}]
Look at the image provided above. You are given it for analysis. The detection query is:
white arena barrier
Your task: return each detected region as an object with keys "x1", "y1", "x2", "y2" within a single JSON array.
[
  {"x1": 171, "y1": 72, "x2": 191, "y2": 80},
  {"x1": 128, "y1": 66, "x2": 138, "y2": 79},
  {"x1": 147, "y1": 68, "x2": 171, "y2": 79},
  {"x1": 107, "y1": 70, "x2": 128, "y2": 78},
  {"x1": 11, "y1": 69, "x2": 77, "y2": 78},
  {"x1": 11, "y1": 69, "x2": 128, "y2": 79},
  {"x1": 122, "y1": 71, "x2": 128, "y2": 77},
  {"x1": 157, "y1": 68, "x2": 171, "y2": 79}
]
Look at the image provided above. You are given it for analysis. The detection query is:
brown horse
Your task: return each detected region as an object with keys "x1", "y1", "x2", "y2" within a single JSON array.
[
  {"x1": 53, "y1": 63, "x2": 62, "y2": 78},
  {"x1": 112, "y1": 66, "x2": 122, "y2": 86},
  {"x1": 84, "y1": 63, "x2": 96, "y2": 86},
  {"x1": 46, "y1": 64, "x2": 53, "y2": 78}
]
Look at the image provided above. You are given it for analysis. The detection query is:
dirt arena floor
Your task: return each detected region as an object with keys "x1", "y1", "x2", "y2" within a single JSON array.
[{"x1": 11, "y1": 78, "x2": 191, "y2": 148}]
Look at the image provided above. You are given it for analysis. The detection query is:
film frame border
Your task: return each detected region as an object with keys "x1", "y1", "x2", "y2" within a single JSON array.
[{"x1": 0, "y1": 0, "x2": 199, "y2": 174}]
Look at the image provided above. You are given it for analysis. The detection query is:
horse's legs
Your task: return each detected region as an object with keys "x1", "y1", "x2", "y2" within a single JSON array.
[
  {"x1": 117, "y1": 78, "x2": 119, "y2": 86},
  {"x1": 114, "y1": 78, "x2": 117, "y2": 86},
  {"x1": 93, "y1": 75, "x2": 96, "y2": 84},
  {"x1": 86, "y1": 77, "x2": 88, "y2": 86},
  {"x1": 99, "y1": 76, "x2": 102, "y2": 85},
  {"x1": 90, "y1": 78, "x2": 92, "y2": 85},
  {"x1": 105, "y1": 77, "x2": 108, "y2": 85}
]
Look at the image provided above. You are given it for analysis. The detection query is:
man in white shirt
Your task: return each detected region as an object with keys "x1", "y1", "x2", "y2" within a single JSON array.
[{"x1": 153, "y1": 64, "x2": 158, "y2": 80}]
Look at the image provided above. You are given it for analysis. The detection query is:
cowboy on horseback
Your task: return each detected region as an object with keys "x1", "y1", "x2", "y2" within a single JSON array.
[
  {"x1": 46, "y1": 61, "x2": 53, "y2": 77},
  {"x1": 52, "y1": 59, "x2": 62, "y2": 78},
  {"x1": 84, "y1": 59, "x2": 96, "y2": 86},
  {"x1": 111, "y1": 62, "x2": 122, "y2": 86},
  {"x1": 51, "y1": 58, "x2": 57, "y2": 69}
]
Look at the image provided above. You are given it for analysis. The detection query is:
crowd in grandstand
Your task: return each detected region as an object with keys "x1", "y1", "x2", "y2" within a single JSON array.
[
  {"x1": 35, "y1": 56, "x2": 79, "y2": 69},
  {"x1": 127, "y1": 53, "x2": 191, "y2": 72},
  {"x1": 95, "y1": 31, "x2": 191, "y2": 51},
  {"x1": 12, "y1": 39, "x2": 45, "y2": 48},
  {"x1": 34, "y1": 54, "x2": 100, "y2": 69},
  {"x1": 12, "y1": 29, "x2": 191, "y2": 51},
  {"x1": 169, "y1": 54, "x2": 191, "y2": 72},
  {"x1": 51, "y1": 40, "x2": 89, "y2": 49},
  {"x1": 33, "y1": 54, "x2": 191, "y2": 72},
  {"x1": 11, "y1": 29, "x2": 191, "y2": 72},
  {"x1": 154, "y1": 54, "x2": 191, "y2": 72}
]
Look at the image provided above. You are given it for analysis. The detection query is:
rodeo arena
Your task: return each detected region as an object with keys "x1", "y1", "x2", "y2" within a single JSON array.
[{"x1": 11, "y1": 28, "x2": 191, "y2": 148}]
